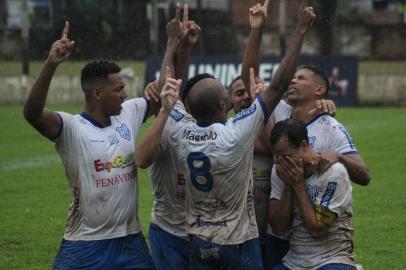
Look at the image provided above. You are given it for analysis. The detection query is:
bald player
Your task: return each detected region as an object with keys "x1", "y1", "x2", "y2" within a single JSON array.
[{"x1": 166, "y1": 1, "x2": 316, "y2": 268}]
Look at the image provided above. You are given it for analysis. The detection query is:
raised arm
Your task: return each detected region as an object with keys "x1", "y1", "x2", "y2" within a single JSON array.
[
  {"x1": 241, "y1": 0, "x2": 270, "y2": 97},
  {"x1": 261, "y1": 0, "x2": 315, "y2": 113},
  {"x1": 158, "y1": 3, "x2": 183, "y2": 90},
  {"x1": 135, "y1": 67, "x2": 181, "y2": 168},
  {"x1": 175, "y1": 3, "x2": 201, "y2": 81},
  {"x1": 23, "y1": 22, "x2": 75, "y2": 140}
]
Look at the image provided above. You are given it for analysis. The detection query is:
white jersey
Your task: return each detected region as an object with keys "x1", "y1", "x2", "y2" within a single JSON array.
[
  {"x1": 271, "y1": 100, "x2": 358, "y2": 155},
  {"x1": 252, "y1": 154, "x2": 272, "y2": 244},
  {"x1": 55, "y1": 98, "x2": 148, "y2": 241},
  {"x1": 271, "y1": 163, "x2": 354, "y2": 270},
  {"x1": 149, "y1": 101, "x2": 194, "y2": 238},
  {"x1": 170, "y1": 97, "x2": 269, "y2": 245},
  {"x1": 267, "y1": 100, "x2": 358, "y2": 236}
]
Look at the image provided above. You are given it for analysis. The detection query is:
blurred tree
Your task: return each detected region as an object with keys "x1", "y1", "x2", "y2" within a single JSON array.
[
  {"x1": 30, "y1": 0, "x2": 149, "y2": 60},
  {"x1": 313, "y1": 0, "x2": 338, "y2": 56}
]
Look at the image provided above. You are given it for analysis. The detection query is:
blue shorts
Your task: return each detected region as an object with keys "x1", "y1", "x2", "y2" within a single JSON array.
[
  {"x1": 264, "y1": 234, "x2": 290, "y2": 270},
  {"x1": 273, "y1": 263, "x2": 356, "y2": 270},
  {"x1": 53, "y1": 233, "x2": 156, "y2": 270},
  {"x1": 189, "y1": 235, "x2": 263, "y2": 270},
  {"x1": 148, "y1": 223, "x2": 191, "y2": 270}
]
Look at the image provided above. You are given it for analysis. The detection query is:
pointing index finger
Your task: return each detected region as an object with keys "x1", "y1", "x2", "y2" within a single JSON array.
[
  {"x1": 300, "y1": 0, "x2": 307, "y2": 10},
  {"x1": 175, "y1": 2, "x2": 180, "y2": 20},
  {"x1": 263, "y1": 0, "x2": 271, "y2": 9},
  {"x1": 183, "y1": 3, "x2": 189, "y2": 22},
  {"x1": 250, "y1": 67, "x2": 256, "y2": 90},
  {"x1": 61, "y1": 21, "x2": 69, "y2": 40}
]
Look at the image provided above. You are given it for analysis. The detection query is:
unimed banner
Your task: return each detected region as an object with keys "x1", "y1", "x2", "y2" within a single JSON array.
[{"x1": 145, "y1": 56, "x2": 358, "y2": 106}]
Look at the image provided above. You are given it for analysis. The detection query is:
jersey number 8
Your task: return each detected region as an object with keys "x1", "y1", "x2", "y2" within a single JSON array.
[{"x1": 187, "y1": 152, "x2": 213, "y2": 192}]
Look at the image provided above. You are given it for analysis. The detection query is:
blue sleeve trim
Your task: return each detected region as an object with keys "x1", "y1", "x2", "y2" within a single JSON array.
[
  {"x1": 342, "y1": 151, "x2": 359, "y2": 155},
  {"x1": 142, "y1": 97, "x2": 151, "y2": 123},
  {"x1": 51, "y1": 112, "x2": 64, "y2": 141},
  {"x1": 256, "y1": 96, "x2": 269, "y2": 126}
]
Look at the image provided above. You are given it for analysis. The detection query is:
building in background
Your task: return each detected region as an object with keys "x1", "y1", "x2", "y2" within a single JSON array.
[{"x1": 1, "y1": 0, "x2": 406, "y2": 60}]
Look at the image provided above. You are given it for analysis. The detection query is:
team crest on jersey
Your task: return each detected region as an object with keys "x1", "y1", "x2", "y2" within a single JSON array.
[
  {"x1": 232, "y1": 103, "x2": 256, "y2": 123},
  {"x1": 116, "y1": 124, "x2": 131, "y2": 141},
  {"x1": 170, "y1": 108, "x2": 185, "y2": 122},
  {"x1": 308, "y1": 136, "x2": 316, "y2": 148}
]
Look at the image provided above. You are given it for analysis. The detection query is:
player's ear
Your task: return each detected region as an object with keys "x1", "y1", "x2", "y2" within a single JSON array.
[
  {"x1": 300, "y1": 140, "x2": 309, "y2": 151},
  {"x1": 93, "y1": 88, "x2": 102, "y2": 100},
  {"x1": 315, "y1": 85, "x2": 327, "y2": 98},
  {"x1": 219, "y1": 100, "x2": 226, "y2": 111}
]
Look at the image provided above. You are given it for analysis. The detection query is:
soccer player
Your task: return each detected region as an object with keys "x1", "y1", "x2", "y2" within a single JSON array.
[
  {"x1": 270, "y1": 64, "x2": 370, "y2": 186},
  {"x1": 166, "y1": 1, "x2": 316, "y2": 268},
  {"x1": 227, "y1": 74, "x2": 273, "y2": 260},
  {"x1": 240, "y1": 2, "x2": 369, "y2": 268},
  {"x1": 135, "y1": 4, "x2": 201, "y2": 270},
  {"x1": 23, "y1": 22, "x2": 157, "y2": 269},
  {"x1": 269, "y1": 119, "x2": 355, "y2": 270}
]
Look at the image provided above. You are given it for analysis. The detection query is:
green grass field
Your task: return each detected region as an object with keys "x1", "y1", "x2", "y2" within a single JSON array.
[{"x1": 0, "y1": 105, "x2": 405, "y2": 269}]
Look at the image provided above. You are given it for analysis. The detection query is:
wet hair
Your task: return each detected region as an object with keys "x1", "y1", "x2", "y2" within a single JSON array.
[
  {"x1": 81, "y1": 60, "x2": 121, "y2": 92},
  {"x1": 297, "y1": 65, "x2": 330, "y2": 96},
  {"x1": 182, "y1": 73, "x2": 215, "y2": 102},
  {"x1": 270, "y1": 119, "x2": 308, "y2": 149}
]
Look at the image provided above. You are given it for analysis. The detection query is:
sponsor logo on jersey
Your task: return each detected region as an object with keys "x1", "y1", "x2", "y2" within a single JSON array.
[
  {"x1": 90, "y1": 139, "x2": 105, "y2": 143},
  {"x1": 232, "y1": 103, "x2": 257, "y2": 123},
  {"x1": 181, "y1": 129, "x2": 218, "y2": 142},
  {"x1": 170, "y1": 108, "x2": 185, "y2": 122},
  {"x1": 192, "y1": 216, "x2": 235, "y2": 228},
  {"x1": 116, "y1": 123, "x2": 131, "y2": 141},
  {"x1": 108, "y1": 134, "x2": 119, "y2": 145},
  {"x1": 308, "y1": 136, "x2": 316, "y2": 148},
  {"x1": 320, "y1": 182, "x2": 337, "y2": 207},
  {"x1": 94, "y1": 154, "x2": 133, "y2": 172},
  {"x1": 194, "y1": 199, "x2": 227, "y2": 210},
  {"x1": 95, "y1": 170, "x2": 135, "y2": 188},
  {"x1": 307, "y1": 184, "x2": 320, "y2": 203}
]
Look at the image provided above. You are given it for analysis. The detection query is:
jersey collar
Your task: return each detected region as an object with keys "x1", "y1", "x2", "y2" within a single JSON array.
[{"x1": 80, "y1": 112, "x2": 111, "y2": 128}]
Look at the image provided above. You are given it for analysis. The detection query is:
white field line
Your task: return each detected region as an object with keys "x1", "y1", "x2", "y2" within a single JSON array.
[{"x1": 0, "y1": 155, "x2": 61, "y2": 172}]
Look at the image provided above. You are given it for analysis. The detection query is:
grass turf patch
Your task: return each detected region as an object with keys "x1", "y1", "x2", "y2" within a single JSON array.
[{"x1": 0, "y1": 105, "x2": 405, "y2": 269}]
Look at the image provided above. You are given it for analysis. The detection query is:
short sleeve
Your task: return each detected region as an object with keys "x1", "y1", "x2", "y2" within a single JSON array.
[
  {"x1": 120, "y1": 98, "x2": 149, "y2": 141},
  {"x1": 329, "y1": 124, "x2": 358, "y2": 155},
  {"x1": 270, "y1": 99, "x2": 292, "y2": 124},
  {"x1": 224, "y1": 96, "x2": 268, "y2": 153},
  {"x1": 54, "y1": 111, "x2": 75, "y2": 144},
  {"x1": 317, "y1": 164, "x2": 352, "y2": 217},
  {"x1": 270, "y1": 167, "x2": 286, "y2": 200}
]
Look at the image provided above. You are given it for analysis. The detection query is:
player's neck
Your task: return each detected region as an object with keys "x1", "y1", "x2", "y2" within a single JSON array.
[
  {"x1": 196, "y1": 113, "x2": 227, "y2": 126},
  {"x1": 291, "y1": 102, "x2": 316, "y2": 124},
  {"x1": 305, "y1": 151, "x2": 321, "y2": 176},
  {"x1": 84, "y1": 106, "x2": 111, "y2": 127}
]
